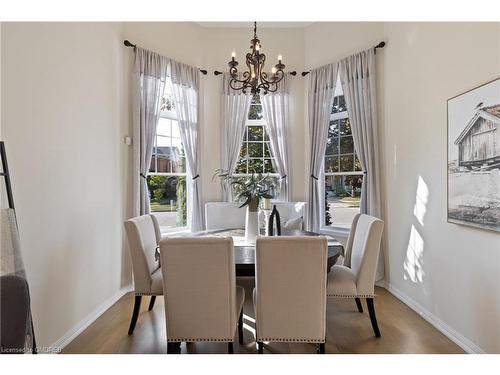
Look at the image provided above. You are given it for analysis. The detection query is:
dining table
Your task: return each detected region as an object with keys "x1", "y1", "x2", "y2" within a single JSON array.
[{"x1": 173, "y1": 228, "x2": 344, "y2": 277}]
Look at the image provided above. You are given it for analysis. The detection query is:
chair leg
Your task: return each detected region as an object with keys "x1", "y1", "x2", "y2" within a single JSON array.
[
  {"x1": 128, "y1": 295, "x2": 142, "y2": 335},
  {"x1": 257, "y1": 341, "x2": 263, "y2": 354},
  {"x1": 366, "y1": 298, "x2": 381, "y2": 338},
  {"x1": 228, "y1": 342, "x2": 234, "y2": 354},
  {"x1": 238, "y1": 309, "x2": 244, "y2": 344},
  {"x1": 355, "y1": 298, "x2": 363, "y2": 313},
  {"x1": 318, "y1": 343, "x2": 325, "y2": 354},
  {"x1": 31, "y1": 318, "x2": 37, "y2": 354},
  {"x1": 148, "y1": 296, "x2": 156, "y2": 311},
  {"x1": 167, "y1": 342, "x2": 181, "y2": 354}
]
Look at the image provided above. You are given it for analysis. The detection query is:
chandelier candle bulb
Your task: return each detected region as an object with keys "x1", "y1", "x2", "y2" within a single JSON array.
[{"x1": 278, "y1": 55, "x2": 282, "y2": 62}]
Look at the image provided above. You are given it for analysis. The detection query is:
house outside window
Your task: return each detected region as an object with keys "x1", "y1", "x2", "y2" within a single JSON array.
[
  {"x1": 324, "y1": 76, "x2": 363, "y2": 230},
  {"x1": 233, "y1": 96, "x2": 280, "y2": 198},
  {"x1": 147, "y1": 82, "x2": 188, "y2": 232}
]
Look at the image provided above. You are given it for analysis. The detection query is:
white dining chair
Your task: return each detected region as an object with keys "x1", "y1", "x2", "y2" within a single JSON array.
[
  {"x1": 123, "y1": 214, "x2": 163, "y2": 335},
  {"x1": 205, "y1": 201, "x2": 308, "y2": 231},
  {"x1": 326, "y1": 213, "x2": 384, "y2": 337},
  {"x1": 259, "y1": 201, "x2": 308, "y2": 230},
  {"x1": 205, "y1": 202, "x2": 246, "y2": 230},
  {"x1": 160, "y1": 237, "x2": 245, "y2": 354},
  {"x1": 253, "y1": 236, "x2": 328, "y2": 353}
]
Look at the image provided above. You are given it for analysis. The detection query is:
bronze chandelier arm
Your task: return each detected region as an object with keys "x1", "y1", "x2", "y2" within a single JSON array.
[{"x1": 229, "y1": 67, "x2": 251, "y2": 83}]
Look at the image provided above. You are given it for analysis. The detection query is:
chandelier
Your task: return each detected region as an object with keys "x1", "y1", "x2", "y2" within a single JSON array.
[{"x1": 228, "y1": 22, "x2": 285, "y2": 95}]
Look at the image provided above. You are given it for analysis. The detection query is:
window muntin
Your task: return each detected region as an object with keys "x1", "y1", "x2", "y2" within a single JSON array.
[
  {"x1": 233, "y1": 96, "x2": 280, "y2": 198},
  {"x1": 324, "y1": 76, "x2": 363, "y2": 229},
  {"x1": 147, "y1": 82, "x2": 187, "y2": 230}
]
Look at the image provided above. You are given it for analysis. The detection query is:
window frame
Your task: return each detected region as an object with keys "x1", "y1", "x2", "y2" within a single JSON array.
[
  {"x1": 150, "y1": 110, "x2": 187, "y2": 178},
  {"x1": 322, "y1": 92, "x2": 364, "y2": 234},
  {"x1": 147, "y1": 103, "x2": 189, "y2": 232},
  {"x1": 233, "y1": 99, "x2": 280, "y2": 181}
]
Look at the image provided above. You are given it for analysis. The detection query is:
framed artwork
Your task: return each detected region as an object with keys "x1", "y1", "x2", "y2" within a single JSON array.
[{"x1": 447, "y1": 77, "x2": 500, "y2": 232}]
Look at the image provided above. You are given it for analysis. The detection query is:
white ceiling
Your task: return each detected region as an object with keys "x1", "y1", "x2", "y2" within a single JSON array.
[{"x1": 195, "y1": 22, "x2": 313, "y2": 29}]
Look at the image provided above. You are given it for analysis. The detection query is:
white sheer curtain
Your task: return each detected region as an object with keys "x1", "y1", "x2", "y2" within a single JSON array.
[
  {"x1": 307, "y1": 63, "x2": 339, "y2": 232},
  {"x1": 170, "y1": 60, "x2": 204, "y2": 232},
  {"x1": 220, "y1": 73, "x2": 252, "y2": 201},
  {"x1": 339, "y1": 48, "x2": 383, "y2": 279},
  {"x1": 132, "y1": 47, "x2": 168, "y2": 216},
  {"x1": 261, "y1": 74, "x2": 290, "y2": 201}
]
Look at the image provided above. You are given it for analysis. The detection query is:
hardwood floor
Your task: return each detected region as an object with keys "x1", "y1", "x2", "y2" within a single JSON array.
[{"x1": 62, "y1": 278, "x2": 464, "y2": 354}]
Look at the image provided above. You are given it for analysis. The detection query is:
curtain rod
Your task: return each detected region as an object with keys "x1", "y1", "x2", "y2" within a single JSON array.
[
  {"x1": 123, "y1": 40, "x2": 208, "y2": 75},
  {"x1": 301, "y1": 41, "x2": 386, "y2": 77}
]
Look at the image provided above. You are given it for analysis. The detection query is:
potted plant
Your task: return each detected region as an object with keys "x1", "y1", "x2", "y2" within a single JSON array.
[{"x1": 213, "y1": 169, "x2": 275, "y2": 242}]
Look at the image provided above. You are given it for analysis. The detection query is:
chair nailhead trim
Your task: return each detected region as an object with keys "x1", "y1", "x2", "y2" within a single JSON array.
[
  {"x1": 326, "y1": 294, "x2": 375, "y2": 298},
  {"x1": 167, "y1": 338, "x2": 232, "y2": 342},
  {"x1": 257, "y1": 338, "x2": 325, "y2": 343}
]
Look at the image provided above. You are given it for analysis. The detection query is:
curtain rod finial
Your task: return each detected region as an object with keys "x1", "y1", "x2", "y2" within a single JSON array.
[{"x1": 124, "y1": 40, "x2": 136, "y2": 48}]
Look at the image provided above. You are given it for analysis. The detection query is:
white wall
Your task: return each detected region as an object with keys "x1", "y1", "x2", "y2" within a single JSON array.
[
  {"x1": 381, "y1": 22, "x2": 500, "y2": 353},
  {"x1": 1, "y1": 22, "x2": 128, "y2": 347}
]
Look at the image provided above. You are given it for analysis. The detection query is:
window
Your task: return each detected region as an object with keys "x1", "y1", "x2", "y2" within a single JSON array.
[
  {"x1": 233, "y1": 96, "x2": 280, "y2": 197},
  {"x1": 147, "y1": 82, "x2": 187, "y2": 231},
  {"x1": 324, "y1": 76, "x2": 363, "y2": 229}
]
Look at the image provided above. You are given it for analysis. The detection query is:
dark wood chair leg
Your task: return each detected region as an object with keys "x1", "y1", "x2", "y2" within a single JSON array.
[
  {"x1": 31, "y1": 318, "x2": 37, "y2": 354},
  {"x1": 355, "y1": 298, "x2": 363, "y2": 313},
  {"x1": 148, "y1": 296, "x2": 156, "y2": 311},
  {"x1": 257, "y1": 341, "x2": 263, "y2": 354},
  {"x1": 228, "y1": 342, "x2": 234, "y2": 354},
  {"x1": 318, "y1": 343, "x2": 325, "y2": 354},
  {"x1": 366, "y1": 298, "x2": 381, "y2": 337},
  {"x1": 128, "y1": 295, "x2": 142, "y2": 335},
  {"x1": 167, "y1": 342, "x2": 181, "y2": 354},
  {"x1": 238, "y1": 310, "x2": 244, "y2": 344}
]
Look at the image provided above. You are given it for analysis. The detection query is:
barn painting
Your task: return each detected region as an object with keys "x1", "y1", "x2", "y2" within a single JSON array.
[{"x1": 447, "y1": 77, "x2": 500, "y2": 232}]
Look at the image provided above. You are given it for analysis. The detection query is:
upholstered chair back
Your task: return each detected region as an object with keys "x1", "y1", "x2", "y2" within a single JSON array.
[
  {"x1": 124, "y1": 214, "x2": 161, "y2": 294},
  {"x1": 343, "y1": 214, "x2": 384, "y2": 296},
  {"x1": 258, "y1": 202, "x2": 308, "y2": 230},
  {"x1": 160, "y1": 237, "x2": 238, "y2": 342},
  {"x1": 205, "y1": 202, "x2": 246, "y2": 230},
  {"x1": 254, "y1": 236, "x2": 328, "y2": 343}
]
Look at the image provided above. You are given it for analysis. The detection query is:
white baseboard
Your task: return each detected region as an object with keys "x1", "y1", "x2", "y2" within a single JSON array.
[
  {"x1": 51, "y1": 285, "x2": 133, "y2": 352},
  {"x1": 378, "y1": 281, "x2": 485, "y2": 354}
]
